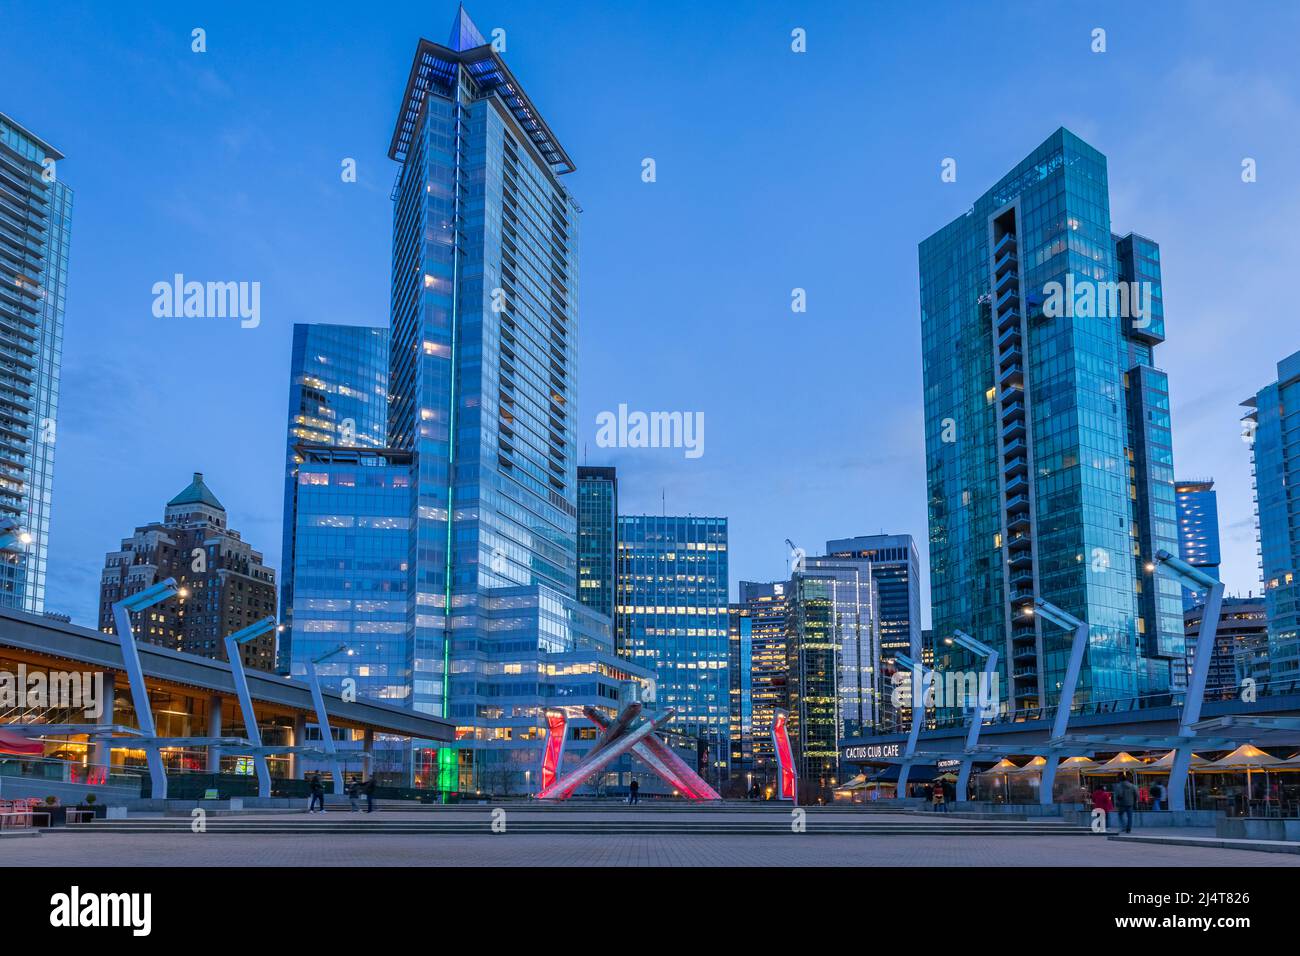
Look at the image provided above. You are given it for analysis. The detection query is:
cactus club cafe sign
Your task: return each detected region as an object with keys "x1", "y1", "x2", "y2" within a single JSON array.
[{"x1": 842, "y1": 743, "x2": 901, "y2": 762}]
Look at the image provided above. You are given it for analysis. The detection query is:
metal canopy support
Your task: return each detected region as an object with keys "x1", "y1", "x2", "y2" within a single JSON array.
[
  {"x1": 305, "y1": 643, "x2": 353, "y2": 796},
  {"x1": 894, "y1": 653, "x2": 930, "y2": 799},
  {"x1": 949, "y1": 630, "x2": 1000, "y2": 803},
  {"x1": 111, "y1": 578, "x2": 181, "y2": 799},
  {"x1": 1032, "y1": 599, "x2": 1089, "y2": 806},
  {"x1": 1143, "y1": 548, "x2": 1226, "y2": 810},
  {"x1": 223, "y1": 617, "x2": 278, "y2": 799}
]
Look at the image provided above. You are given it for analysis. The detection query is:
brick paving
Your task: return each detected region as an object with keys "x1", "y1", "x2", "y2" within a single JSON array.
[{"x1": 12, "y1": 829, "x2": 1300, "y2": 866}]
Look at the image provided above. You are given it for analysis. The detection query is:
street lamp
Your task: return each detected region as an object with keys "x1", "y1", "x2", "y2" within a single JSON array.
[
  {"x1": 1030, "y1": 598, "x2": 1089, "y2": 806},
  {"x1": 112, "y1": 577, "x2": 183, "y2": 798},
  {"x1": 1154, "y1": 548, "x2": 1227, "y2": 811},
  {"x1": 946, "y1": 629, "x2": 1000, "y2": 802},
  {"x1": 306, "y1": 642, "x2": 356, "y2": 795},
  {"x1": 223, "y1": 617, "x2": 278, "y2": 799}
]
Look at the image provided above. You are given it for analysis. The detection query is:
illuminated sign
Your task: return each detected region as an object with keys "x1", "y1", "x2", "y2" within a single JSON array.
[{"x1": 842, "y1": 743, "x2": 901, "y2": 761}]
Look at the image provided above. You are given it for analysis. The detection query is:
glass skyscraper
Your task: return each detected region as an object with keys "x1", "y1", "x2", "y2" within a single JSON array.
[
  {"x1": 1242, "y1": 350, "x2": 1300, "y2": 682},
  {"x1": 1174, "y1": 478, "x2": 1222, "y2": 610},
  {"x1": 379, "y1": 7, "x2": 645, "y2": 792},
  {"x1": 0, "y1": 113, "x2": 71, "y2": 613},
  {"x1": 919, "y1": 128, "x2": 1184, "y2": 718},
  {"x1": 280, "y1": 323, "x2": 389, "y2": 671},
  {"x1": 577, "y1": 466, "x2": 617, "y2": 620},
  {"x1": 728, "y1": 580, "x2": 789, "y2": 788},
  {"x1": 617, "y1": 514, "x2": 730, "y2": 778}
]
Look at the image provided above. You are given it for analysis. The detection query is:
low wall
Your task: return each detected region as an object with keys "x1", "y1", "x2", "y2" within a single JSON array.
[
  {"x1": 1217, "y1": 817, "x2": 1300, "y2": 841},
  {"x1": 1063, "y1": 808, "x2": 1221, "y2": 828},
  {"x1": 0, "y1": 776, "x2": 136, "y2": 806}
]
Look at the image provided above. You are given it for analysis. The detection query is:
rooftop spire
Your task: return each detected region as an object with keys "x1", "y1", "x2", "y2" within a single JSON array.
[{"x1": 448, "y1": 3, "x2": 487, "y2": 52}]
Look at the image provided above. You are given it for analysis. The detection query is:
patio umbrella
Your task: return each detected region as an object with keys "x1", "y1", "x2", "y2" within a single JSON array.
[
  {"x1": 979, "y1": 758, "x2": 1020, "y2": 803},
  {"x1": 1206, "y1": 744, "x2": 1284, "y2": 809},
  {"x1": 1135, "y1": 749, "x2": 1214, "y2": 773},
  {"x1": 1090, "y1": 751, "x2": 1147, "y2": 778},
  {"x1": 0, "y1": 727, "x2": 44, "y2": 756}
]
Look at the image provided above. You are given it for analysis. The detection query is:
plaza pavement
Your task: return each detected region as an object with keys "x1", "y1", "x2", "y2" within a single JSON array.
[{"x1": 6, "y1": 807, "x2": 1298, "y2": 866}]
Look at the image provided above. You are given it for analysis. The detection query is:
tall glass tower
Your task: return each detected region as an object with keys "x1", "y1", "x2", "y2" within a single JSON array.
[
  {"x1": 385, "y1": 7, "x2": 641, "y2": 793},
  {"x1": 279, "y1": 323, "x2": 389, "y2": 671},
  {"x1": 0, "y1": 113, "x2": 71, "y2": 613},
  {"x1": 1242, "y1": 350, "x2": 1300, "y2": 682},
  {"x1": 576, "y1": 466, "x2": 618, "y2": 620},
  {"x1": 919, "y1": 128, "x2": 1184, "y2": 717}
]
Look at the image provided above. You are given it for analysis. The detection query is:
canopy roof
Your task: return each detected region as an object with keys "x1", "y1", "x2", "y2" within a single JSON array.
[{"x1": 1207, "y1": 744, "x2": 1284, "y2": 770}]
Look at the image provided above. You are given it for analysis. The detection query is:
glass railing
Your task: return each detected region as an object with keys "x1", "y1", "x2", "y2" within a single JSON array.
[{"x1": 0, "y1": 755, "x2": 146, "y2": 790}]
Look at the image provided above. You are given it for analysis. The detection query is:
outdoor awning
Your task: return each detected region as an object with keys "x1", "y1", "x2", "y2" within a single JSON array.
[
  {"x1": 1008, "y1": 756, "x2": 1048, "y2": 775},
  {"x1": 978, "y1": 758, "x2": 1021, "y2": 775},
  {"x1": 870, "y1": 764, "x2": 938, "y2": 782},
  {"x1": 1134, "y1": 749, "x2": 1214, "y2": 773},
  {"x1": 1206, "y1": 744, "x2": 1284, "y2": 770},
  {"x1": 1056, "y1": 756, "x2": 1102, "y2": 772},
  {"x1": 0, "y1": 727, "x2": 44, "y2": 755},
  {"x1": 1090, "y1": 751, "x2": 1147, "y2": 773}
]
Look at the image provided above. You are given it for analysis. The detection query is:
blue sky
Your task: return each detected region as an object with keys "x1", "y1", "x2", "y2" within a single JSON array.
[{"x1": 4, "y1": 1, "x2": 1298, "y2": 626}]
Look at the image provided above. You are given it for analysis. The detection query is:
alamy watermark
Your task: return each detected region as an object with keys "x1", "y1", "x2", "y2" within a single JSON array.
[
  {"x1": 1042, "y1": 274, "x2": 1152, "y2": 329},
  {"x1": 891, "y1": 668, "x2": 1000, "y2": 718},
  {"x1": 152, "y1": 274, "x2": 261, "y2": 328},
  {"x1": 595, "y1": 404, "x2": 704, "y2": 459},
  {"x1": 0, "y1": 665, "x2": 106, "y2": 719}
]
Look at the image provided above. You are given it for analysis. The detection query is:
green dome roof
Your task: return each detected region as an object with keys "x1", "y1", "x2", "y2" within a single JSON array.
[{"x1": 167, "y1": 472, "x2": 225, "y2": 511}]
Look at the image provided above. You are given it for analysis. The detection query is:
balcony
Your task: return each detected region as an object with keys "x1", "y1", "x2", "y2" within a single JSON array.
[
  {"x1": 997, "y1": 307, "x2": 1021, "y2": 333},
  {"x1": 1004, "y1": 491, "x2": 1030, "y2": 512},
  {"x1": 1004, "y1": 473, "x2": 1029, "y2": 496},
  {"x1": 1003, "y1": 454, "x2": 1028, "y2": 480},
  {"x1": 993, "y1": 232, "x2": 1017, "y2": 256},
  {"x1": 1006, "y1": 509, "x2": 1031, "y2": 532},
  {"x1": 1007, "y1": 546, "x2": 1033, "y2": 570},
  {"x1": 997, "y1": 363, "x2": 1024, "y2": 387},
  {"x1": 1000, "y1": 400, "x2": 1025, "y2": 423},
  {"x1": 1002, "y1": 418, "x2": 1026, "y2": 442},
  {"x1": 994, "y1": 267, "x2": 1017, "y2": 295},
  {"x1": 995, "y1": 288, "x2": 1018, "y2": 312},
  {"x1": 994, "y1": 248, "x2": 1018, "y2": 276}
]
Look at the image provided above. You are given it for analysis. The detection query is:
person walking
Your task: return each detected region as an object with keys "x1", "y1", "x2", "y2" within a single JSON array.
[
  {"x1": 1114, "y1": 776, "x2": 1138, "y2": 833},
  {"x1": 307, "y1": 773, "x2": 325, "y2": 814},
  {"x1": 1150, "y1": 780, "x2": 1166, "y2": 812},
  {"x1": 931, "y1": 782, "x2": 946, "y2": 812},
  {"x1": 347, "y1": 780, "x2": 361, "y2": 812},
  {"x1": 361, "y1": 775, "x2": 377, "y2": 813},
  {"x1": 628, "y1": 778, "x2": 640, "y2": 805}
]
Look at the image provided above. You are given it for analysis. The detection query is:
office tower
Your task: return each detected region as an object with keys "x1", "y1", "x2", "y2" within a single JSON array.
[
  {"x1": 577, "y1": 466, "x2": 617, "y2": 619},
  {"x1": 1242, "y1": 350, "x2": 1300, "y2": 681},
  {"x1": 822, "y1": 534, "x2": 922, "y2": 733},
  {"x1": 919, "y1": 128, "x2": 1184, "y2": 715},
  {"x1": 1174, "y1": 479, "x2": 1222, "y2": 609},
  {"x1": 617, "y1": 515, "x2": 730, "y2": 778},
  {"x1": 1184, "y1": 595, "x2": 1269, "y2": 699},
  {"x1": 784, "y1": 572, "x2": 839, "y2": 799},
  {"x1": 279, "y1": 323, "x2": 389, "y2": 671},
  {"x1": 728, "y1": 580, "x2": 789, "y2": 788},
  {"x1": 0, "y1": 114, "x2": 71, "y2": 613},
  {"x1": 383, "y1": 7, "x2": 646, "y2": 792},
  {"x1": 99, "y1": 473, "x2": 277, "y2": 670}
]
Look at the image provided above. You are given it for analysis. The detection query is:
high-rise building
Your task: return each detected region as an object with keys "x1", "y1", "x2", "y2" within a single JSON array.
[
  {"x1": 279, "y1": 323, "x2": 389, "y2": 671},
  {"x1": 577, "y1": 466, "x2": 617, "y2": 621},
  {"x1": 784, "y1": 572, "x2": 839, "y2": 799},
  {"x1": 1242, "y1": 350, "x2": 1300, "y2": 681},
  {"x1": 379, "y1": 7, "x2": 647, "y2": 792},
  {"x1": 617, "y1": 514, "x2": 730, "y2": 778},
  {"x1": 0, "y1": 113, "x2": 71, "y2": 613},
  {"x1": 1174, "y1": 478, "x2": 1222, "y2": 609},
  {"x1": 99, "y1": 473, "x2": 277, "y2": 671},
  {"x1": 728, "y1": 580, "x2": 789, "y2": 788},
  {"x1": 821, "y1": 534, "x2": 922, "y2": 734},
  {"x1": 1184, "y1": 595, "x2": 1269, "y2": 699},
  {"x1": 919, "y1": 128, "x2": 1184, "y2": 716}
]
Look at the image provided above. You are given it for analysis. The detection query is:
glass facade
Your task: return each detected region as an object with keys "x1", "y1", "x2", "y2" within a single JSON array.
[
  {"x1": 576, "y1": 466, "x2": 617, "y2": 621},
  {"x1": 785, "y1": 574, "x2": 839, "y2": 799},
  {"x1": 728, "y1": 580, "x2": 788, "y2": 788},
  {"x1": 0, "y1": 113, "x2": 70, "y2": 613},
  {"x1": 1174, "y1": 478, "x2": 1222, "y2": 609},
  {"x1": 1243, "y1": 350, "x2": 1300, "y2": 681},
  {"x1": 379, "y1": 9, "x2": 644, "y2": 791},
  {"x1": 919, "y1": 128, "x2": 1184, "y2": 720},
  {"x1": 280, "y1": 323, "x2": 389, "y2": 671},
  {"x1": 285, "y1": 449, "x2": 413, "y2": 705},
  {"x1": 617, "y1": 515, "x2": 730, "y2": 777}
]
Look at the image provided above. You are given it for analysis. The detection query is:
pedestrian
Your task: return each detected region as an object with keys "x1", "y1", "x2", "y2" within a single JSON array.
[
  {"x1": 362, "y1": 775, "x2": 376, "y2": 813},
  {"x1": 347, "y1": 780, "x2": 361, "y2": 812},
  {"x1": 629, "y1": 778, "x2": 640, "y2": 805},
  {"x1": 1150, "y1": 780, "x2": 1166, "y2": 812},
  {"x1": 308, "y1": 773, "x2": 325, "y2": 814},
  {"x1": 1091, "y1": 784, "x2": 1113, "y2": 815},
  {"x1": 1138, "y1": 782, "x2": 1150, "y2": 809},
  {"x1": 932, "y1": 782, "x2": 946, "y2": 812},
  {"x1": 1114, "y1": 776, "x2": 1138, "y2": 833}
]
